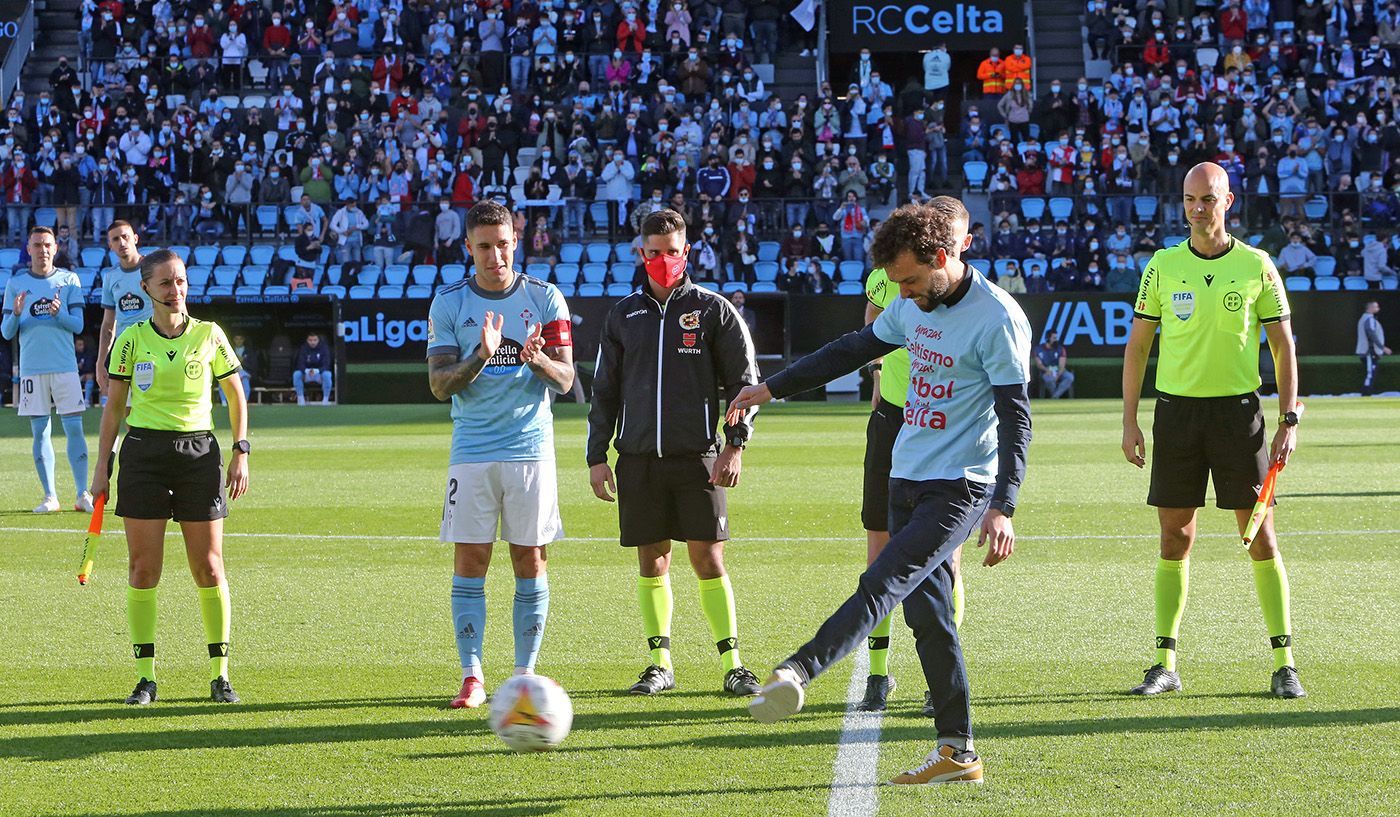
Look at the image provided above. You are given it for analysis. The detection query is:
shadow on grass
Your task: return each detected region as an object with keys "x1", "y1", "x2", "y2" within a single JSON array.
[{"x1": 1283, "y1": 490, "x2": 1400, "y2": 498}]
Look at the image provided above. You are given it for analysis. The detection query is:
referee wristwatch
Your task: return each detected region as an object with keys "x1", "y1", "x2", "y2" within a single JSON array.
[
  {"x1": 233, "y1": 439, "x2": 251, "y2": 455},
  {"x1": 726, "y1": 436, "x2": 747, "y2": 450},
  {"x1": 989, "y1": 499, "x2": 1015, "y2": 518},
  {"x1": 1278, "y1": 411, "x2": 1300, "y2": 427}
]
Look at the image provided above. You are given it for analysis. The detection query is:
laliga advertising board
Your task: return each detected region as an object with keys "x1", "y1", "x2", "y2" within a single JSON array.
[{"x1": 827, "y1": 0, "x2": 1027, "y2": 51}]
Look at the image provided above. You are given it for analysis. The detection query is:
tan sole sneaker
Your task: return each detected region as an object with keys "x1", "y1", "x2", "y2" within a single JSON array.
[
  {"x1": 748, "y1": 668, "x2": 804, "y2": 723},
  {"x1": 887, "y1": 744, "x2": 984, "y2": 786}
]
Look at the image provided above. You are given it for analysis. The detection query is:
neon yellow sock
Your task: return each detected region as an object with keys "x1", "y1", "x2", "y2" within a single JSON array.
[
  {"x1": 1251, "y1": 556, "x2": 1295, "y2": 670},
  {"x1": 697, "y1": 575, "x2": 741, "y2": 673},
  {"x1": 127, "y1": 585, "x2": 158, "y2": 683},
  {"x1": 1154, "y1": 557, "x2": 1189, "y2": 672},
  {"x1": 637, "y1": 575, "x2": 673, "y2": 670},
  {"x1": 952, "y1": 570, "x2": 965, "y2": 630},
  {"x1": 197, "y1": 584, "x2": 231, "y2": 681},
  {"x1": 868, "y1": 614, "x2": 893, "y2": 676}
]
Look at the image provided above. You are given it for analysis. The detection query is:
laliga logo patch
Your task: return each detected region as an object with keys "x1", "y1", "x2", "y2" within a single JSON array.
[
  {"x1": 679, "y1": 310, "x2": 701, "y2": 331},
  {"x1": 482, "y1": 339, "x2": 524, "y2": 375},
  {"x1": 1171, "y1": 291, "x2": 1195, "y2": 321}
]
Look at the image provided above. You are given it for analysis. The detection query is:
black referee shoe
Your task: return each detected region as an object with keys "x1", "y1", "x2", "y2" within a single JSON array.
[
  {"x1": 1271, "y1": 666, "x2": 1307, "y2": 698},
  {"x1": 1129, "y1": 664, "x2": 1183, "y2": 696},
  {"x1": 922, "y1": 690, "x2": 937, "y2": 718},
  {"x1": 856, "y1": 674, "x2": 896, "y2": 712},
  {"x1": 125, "y1": 679, "x2": 157, "y2": 705},
  {"x1": 210, "y1": 677, "x2": 241, "y2": 703},
  {"x1": 628, "y1": 665, "x2": 676, "y2": 695},
  {"x1": 724, "y1": 667, "x2": 762, "y2": 697}
]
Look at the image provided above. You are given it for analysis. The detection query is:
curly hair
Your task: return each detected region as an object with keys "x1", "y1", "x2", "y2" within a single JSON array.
[
  {"x1": 465, "y1": 200, "x2": 513, "y2": 232},
  {"x1": 868, "y1": 197, "x2": 969, "y2": 268}
]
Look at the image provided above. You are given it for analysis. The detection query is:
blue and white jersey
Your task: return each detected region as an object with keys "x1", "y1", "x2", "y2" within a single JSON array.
[
  {"x1": 872, "y1": 272, "x2": 1031, "y2": 484},
  {"x1": 1, "y1": 268, "x2": 84, "y2": 375},
  {"x1": 426, "y1": 272, "x2": 572, "y2": 465},
  {"x1": 100, "y1": 262, "x2": 152, "y2": 337}
]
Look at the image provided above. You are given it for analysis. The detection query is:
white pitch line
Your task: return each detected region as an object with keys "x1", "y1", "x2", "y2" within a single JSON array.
[
  {"x1": 827, "y1": 646, "x2": 882, "y2": 817},
  {"x1": 2, "y1": 526, "x2": 1398, "y2": 543}
]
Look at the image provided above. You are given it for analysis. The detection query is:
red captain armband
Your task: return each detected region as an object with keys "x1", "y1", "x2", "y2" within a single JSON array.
[{"x1": 541, "y1": 319, "x2": 573, "y2": 348}]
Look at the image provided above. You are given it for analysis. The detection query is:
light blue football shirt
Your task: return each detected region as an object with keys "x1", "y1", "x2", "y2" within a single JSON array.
[
  {"x1": 2, "y1": 268, "x2": 84, "y2": 375},
  {"x1": 872, "y1": 271, "x2": 1032, "y2": 484},
  {"x1": 101, "y1": 262, "x2": 153, "y2": 336},
  {"x1": 426, "y1": 272, "x2": 572, "y2": 465}
]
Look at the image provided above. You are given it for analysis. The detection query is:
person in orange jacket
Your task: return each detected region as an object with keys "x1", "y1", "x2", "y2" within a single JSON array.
[
  {"x1": 977, "y1": 48, "x2": 1006, "y2": 97},
  {"x1": 1004, "y1": 44, "x2": 1033, "y2": 86}
]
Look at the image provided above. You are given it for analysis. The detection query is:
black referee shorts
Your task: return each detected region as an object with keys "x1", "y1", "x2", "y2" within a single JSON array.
[
  {"x1": 116, "y1": 428, "x2": 229, "y2": 522},
  {"x1": 615, "y1": 453, "x2": 728, "y2": 547},
  {"x1": 862, "y1": 398, "x2": 903, "y2": 532},
  {"x1": 1148, "y1": 392, "x2": 1270, "y2": 510}
]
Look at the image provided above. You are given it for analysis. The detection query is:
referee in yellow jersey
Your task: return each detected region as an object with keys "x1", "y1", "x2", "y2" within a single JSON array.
[
  {"x1": 1122, "y1": 162, "x2": 1304, "y2": 699},
  {"x1": 90, "y1": 249, "x2": 251, "y2": 706}
]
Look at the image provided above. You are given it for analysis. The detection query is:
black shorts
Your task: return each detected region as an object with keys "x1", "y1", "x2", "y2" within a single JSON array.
[
  {"x1": 1148, "y1": 392, "x2": 1270, "y2": 510},
  {"x1": 862, "y1": 398, "x2": 903, "y2": 532},
  {"x1": 615, "y1": 453, "x2": 728, "y2": 547},
  {"x1": 116, "y1": 428, "x2": 229, "y2": 522}
]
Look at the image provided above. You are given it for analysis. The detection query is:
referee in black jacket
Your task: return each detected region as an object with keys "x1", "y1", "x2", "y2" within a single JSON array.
[{"x1": 587, "y1": 209, "x2": 763, "y2": 698}]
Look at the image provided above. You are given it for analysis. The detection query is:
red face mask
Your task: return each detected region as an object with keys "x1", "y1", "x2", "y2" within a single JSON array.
[{"x1": 644, "y1": 252, "x2": 687, "y2": 288}]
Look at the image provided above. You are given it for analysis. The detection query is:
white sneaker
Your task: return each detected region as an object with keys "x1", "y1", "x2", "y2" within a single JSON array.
[
  {"x1": 748, "y1": 666, "x2": 805, "y2": 723},
  {"x1": 297, "y1": 396, "x2": 307, "y2": 406},
  {"x1": 75, "y1": 492, "x2": 95, "y2": 513},
  {"x1": 33, "y1": 496, "x2": 61, "y2": 513},
  {"x1": 321, "y1": 398, "x2": 333, "y2": 405}
]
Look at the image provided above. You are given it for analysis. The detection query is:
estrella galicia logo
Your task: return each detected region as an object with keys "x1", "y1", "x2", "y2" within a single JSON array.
[
  {"x1": 482, "y1": 339, "x2": 524, "y2": 376},
  {"x1": 118, "y1": 291, "x2": 146, "y2": 313},
  {"x1": 1223, "y1": 291, "x2": 1243, "y2": 312},
  {"x1": 28, "y1": 298, "x2": 55, "y2": 319}
]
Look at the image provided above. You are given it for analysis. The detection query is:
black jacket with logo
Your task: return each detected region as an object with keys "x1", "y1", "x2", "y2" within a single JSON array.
[{"x1": 586, "y1": 280, "x2": 758, "y2": 465}]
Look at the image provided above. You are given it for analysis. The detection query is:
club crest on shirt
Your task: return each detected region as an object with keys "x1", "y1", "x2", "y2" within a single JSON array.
[
  {"x1": 1171, "y1": 290, "x2": 1195, "y2": 321},
  {"x1": 679, "y1": 310, "x2": 701, "y2": 330}
]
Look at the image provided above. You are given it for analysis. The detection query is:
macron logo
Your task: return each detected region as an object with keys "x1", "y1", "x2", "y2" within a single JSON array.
[{"x1": 626, "y1": 309, "x2": 649, "y2": 318}]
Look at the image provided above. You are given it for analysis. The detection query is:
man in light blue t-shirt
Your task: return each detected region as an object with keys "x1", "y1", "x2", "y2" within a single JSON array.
[
  {"x1": 425, "y1": 201, "x2": 575, "y2": 710},
  {"x1": 1, "y1": 227, "x2": 92, "y2": 513},
  {"x1": 97, "y1": 220, "x2": 150, "y2": 400},
  {"x1": 727, "y1": 198, "x2": 1033, "y2": 786}
]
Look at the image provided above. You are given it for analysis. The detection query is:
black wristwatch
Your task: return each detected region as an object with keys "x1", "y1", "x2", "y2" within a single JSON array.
[
  {"x1": 1278, "y1": 411, "x2": 1299, "y2": 427},
  {"x1": 727, "y1": 436, "x2": 747, "y2": 450},
  {"x1": 989, "y1": 499, "x2": 1015, "y2": 518},
  {"x1": 233, "y1": 439, "x2": 251, "y2": 455}
]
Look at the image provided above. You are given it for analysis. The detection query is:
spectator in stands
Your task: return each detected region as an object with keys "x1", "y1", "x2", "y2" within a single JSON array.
[
  {"x1": 835, "y1": 191, "x2": 869, "y2": 264},
  {"x1": 998, "y1": 81, "x2": 1033, "y2": 145},
  {"x1": 731, "y1": 290, "x2": 758, "y2": 334},
  {"x1": 976, "y1": 48, "x2": 1006, "y2": 100},
  {"x1": 799, "y1": 259, "x2": 834, "y2": 294},
  {"x1": 728, "y1": 221, "x2": 758, "y2": 284},
  {"x1": 1278, "y1": 233, "x2": 1318, "y2": 276},
  {"x1": 780, "y1": 222, "x2": 812, "y2": 268},
  {"x1": 1034, "y1": 80, "x2": 1078, "y2": 142},
  {"x1": 904, "y1": 105, "x2": 930, "y2": 198},
  {"x1": 292, "y1": 333, "x2": 333, "y2": 406},
  {"x1": 75, "y1": 337, "x2": 97, "y2": 406},
  {"x1": 924, "y1": 43, "x2": 952, "y2": 100},
  {"x1": 1105, "y1": 255, "x2": 1136, "y2": 292},
  {"x1": 435, "y1": 201, "x2": 464, "y2": 266},
  {"x1": 961, "y1": 112, "x2": 989, "y2": 164},
  {"x1": 1035, "y1": 331, "x2": 1074, "y2": 399},
  {"x1": 294, "y1": 221, "x2": 324, "y2": 281},
  {"x1": 777, "y1": 257, "x2": 804, "y2": 292},
  {"x1": 193, "y1": 189, "x2": 225, "y2": 241},
  {"x1": 330, "y1": 199, "x2": 370, "y2": 267},
  {"x1": 996, "y1": 259, "x2": 1027, "y2": 294}
]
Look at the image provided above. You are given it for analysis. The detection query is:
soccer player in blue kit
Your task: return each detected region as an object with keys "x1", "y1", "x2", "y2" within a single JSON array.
[
  {"x1": 96, "y1": 220, "x2": 150, "y2": 402},
  {"x1": 2, "y1": 227, "x2": 92, "y2": 513},
  {"x1": 426, "y1": 201, "x2": 575, "y2": 709}
]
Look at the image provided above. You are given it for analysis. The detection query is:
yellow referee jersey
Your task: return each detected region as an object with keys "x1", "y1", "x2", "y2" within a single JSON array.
[
  {"x1": 1134, "y1": 238, "x2": 1289, "y2": 398},
  {"x1": 109, "y1": 318, "x2": 242, "y2": 432}
]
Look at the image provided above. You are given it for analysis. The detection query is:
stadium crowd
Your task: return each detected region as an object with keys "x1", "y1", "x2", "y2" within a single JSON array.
[{"x1": 0, "y1": 0, "x2": 1392, "y2": 296}]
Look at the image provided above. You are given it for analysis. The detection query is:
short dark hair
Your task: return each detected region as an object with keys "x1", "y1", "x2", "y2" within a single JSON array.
[
  {"x1": 640, "y1": 208, "x2": 687, "y2": 240},
  {"x1": 465, "y1": 200, "x2": 512, "y2": 232},
  {"x1": 28, "y1": 226, "x2": 55, "y2": 239},
  {"x1": 107, "y1": 219, "x2": 136, "y2": 235},
  {"x1": 139, "y1": 248, "x2": 183, "y2": 282},
  {"x1": 869, "y1": 197, "x2": 969, "y2": 268}
]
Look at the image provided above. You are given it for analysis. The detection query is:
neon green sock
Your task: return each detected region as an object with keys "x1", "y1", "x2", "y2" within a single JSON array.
[
  {"x1": 1154, "y1": 557, "x2": 1189, "y2": 672},
  {"x1": 952, "y1": 570, "x2": 965, "y2": 631},
  {"x1": 697, "y1": 575, "x2": 741, "y2": 673},
  {"x1": 637, "y1": 575, "x2": 673, "y2": 670},
  {"x1": 127, "y1": 585, "x2": 158, "y2": 683},
  {"x1": 1252, "y1": 556, "x2": 1295, "y2": 671},
  {"x1": 868, "y1": 613, "x2": 893, "y2": 676},
  {"x1": 197, "y1": 584, "x2": 231, "y2": 681}
]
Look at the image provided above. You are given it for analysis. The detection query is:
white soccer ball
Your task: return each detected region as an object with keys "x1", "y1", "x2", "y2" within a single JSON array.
[{"x1": 487, "y1": 674, "x2": 573, "y2": 752}]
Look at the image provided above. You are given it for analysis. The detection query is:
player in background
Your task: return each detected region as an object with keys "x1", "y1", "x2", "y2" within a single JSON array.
[
  {"x1": 91, "y1": 249, "x2": 250, "y2": 705},
  {"x1": 2, "y1": 227, "x2": 91, "y2": 513},
  {"x1": 586, "y1": 208, "x2": 762, "y2": 698},
  {"x1": 96, "y1": 220, "x2": 149, "y2": 403},
  {"x1": 426, "y1": 201, "x2": 575, "y2": 709},
  {"x1": 1122, "y1": 162, "x2": 1305, "y2": 698}
]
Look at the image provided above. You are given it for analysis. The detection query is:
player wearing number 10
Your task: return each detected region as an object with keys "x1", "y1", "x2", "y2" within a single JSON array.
[{"x1": 426, "y1": 201, "x2": 575, "y2": 709}]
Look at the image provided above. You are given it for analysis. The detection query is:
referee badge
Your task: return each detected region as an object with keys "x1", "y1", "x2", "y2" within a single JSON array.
[
  {"x1": 133, "y1": 361, "x2": 155, "y2": 392},
  {"x1": 1170, "y1": 290, "x2": 1195, "y2": 321}
]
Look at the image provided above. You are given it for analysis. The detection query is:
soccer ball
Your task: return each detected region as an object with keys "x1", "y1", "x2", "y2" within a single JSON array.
[{"x1": 487, "y1": 674, "x2": 573, "y2": 752}]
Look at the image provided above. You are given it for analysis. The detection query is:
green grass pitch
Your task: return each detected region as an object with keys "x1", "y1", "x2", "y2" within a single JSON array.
[{"x1": 2, "y1": 398, "x2": 1398, "y2": 816}]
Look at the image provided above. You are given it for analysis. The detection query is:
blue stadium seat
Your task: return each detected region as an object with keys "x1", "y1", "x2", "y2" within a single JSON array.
[
  {"x1": 186, "y1": 266, "x2": 212, "y2": 290},
  {"x1": 754, "y1": 261, "x2": 779, "y2": 282},
  {"x1": 242, "y1": 266, "x2": 269, "y2": 288},
  {"x1": 577, "y1": 282, "x2": 605, "y2": 297},
  {"x1": 34, "y1": 207, "x2": 57, "y2": 228},
  {"x1": 721, "y1": 281, "x2": 747, "y2": 294},
  {"x1": 608, "y1": 263, "x2": 634, "y2": 284},
  {"x1": 836, "y1": 281, "x2": 863, "y2": 295},
  {"x1": 588, "y1": 202, "x2": 612, "y2": 228},
  {"x1": 322, "y1": 264, "x2": 342, "y2": 286},
  {"x1": 1342, "y1": 276, "x2": 1368, "y2": 291},
  {"x1": 440, "y1": 264, "x2": 467, "y2": 284},
  {"x1": 167, "y1": 245, "x2": 192, "y2": 263},
  {"x1": 378, "y1": 285, "x2": 405, "y2": 299},
  {"x1": 320, "y1": 285, "x2": 348, "y2": 299},
  {"x1": 1382, "y1": 276, "x2": 1398, "y2": 290},
  {"x1": 963, "y1": 162, "x2": 989, "y2": 189},
  {"x1": 554, "y1": 263, "x2": 580, "y2": 285},
  {"x1": 383, "y1": 264, "x2": 410, "y2": 285},
  {"x1": 406, "y1": 284, "x2": 433, "y2": 299},
  {"x1": 606, "y1": 282, "x2": 633, "y2": 296},
  {"x1": 249, "y1": 244, "x2": 276, "y2": 265},
  {"x1": 994, "y1": 259, "x2": 1018, "y2": 278},
  {"x1": 819, "y1": 260, "x2": 836, "y2": 277},
  {"x1": 77, "y1": 247, "x2": 105, "y2": 268},
  {"x1": 205, "y1": 285, "x2": 233, "y2": 297},
  {"x1": 584, "y1": 243, "x2": 611, "y2": 263},
  {"x1": 1134, "y1": 196, "x2": 1159, "y2": 222},
  {"x1": 613, "y1": 242, "x2": 634, "y2": 262},
  {"x1": 554, "y1": 283, "x2": 576, "y2": 297},
  {"x1": 1284, "y1": 276, "x2": 1311, "y2": 291},
  {"x1": 1048, "y1": 198, "x2": 1074, "y2": 221},
  {"x1": 757, "y1": 241, "x2": 780, "y2": 262},
  {"x1": 837, "y1": 260, "x2": 864, "y2": 281},
  {"x1": 967, "y1": 258, "x2": 991, "y2": 277},
  {"x1": 221, "y1": 245, "x2": 248, "y2": 266},
  {"x1": 1312, "y1": 276, "x2": 1340, "y2": 291},
  {"x1": 213, "y1": 265, "x2": 241, "y2": 287},
  {"x1": 751, "y1": 281, "x2": 778, "y2": 293},
  {"x1": 277, "y1": 245, "x2": 298, "y2": 262},
  {"x1": 263, "y1": 285, "x2": 291, "y2": 296},
  {"x1": 559, "y1": 243, "x2": 584, "y2": 264},
  {"x1": 581, "y1": 263, "x2": 608, "y2": 284},
  {"x1": 234, "y1": 285, "x2": 262, "y2": 297},
  {"x1": 256, "y1": 206, "x2": 280, "y2": 233},
  {"x1": 1303, "y1": 197, "x2": 1328, "y2": 221},
  {"x1": 1020, "y1": 198, "x2": 1046, "y2": 221},
  {"x1": 76, "y1": 269, "x2": 98, "y2": 289},
  {"x1": 1163, "y1": 234, "x2": 1187, "y2": 247},
  {"x1": 347, "y1": 285, "x2": 376, "y2": 299},
  {"x1": 358, "y1": 265, "x2": 383, "y2": 286},
  {"x1": 525, "y1": 263, "x2": 552, "y2": 280},
  {"x1": 412, "y1": 264, "x2": 439, "y2": 286},
  {"x1": 1313, "y1": 256, "x2": 1336, "y2": 277},
  {"x1": 193, "y1": 246, "x2": 221, "y2": 267}
]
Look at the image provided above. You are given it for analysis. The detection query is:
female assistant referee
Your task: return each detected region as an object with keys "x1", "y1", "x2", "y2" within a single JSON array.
[{"x1": 90, "y1": 249, "x2": 250, "y2": 706}]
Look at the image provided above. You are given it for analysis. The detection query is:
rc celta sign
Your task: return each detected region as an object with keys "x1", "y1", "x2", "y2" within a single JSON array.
[{"x1": 828, "y1": 1, "x2": 1027, "y2": 52}]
